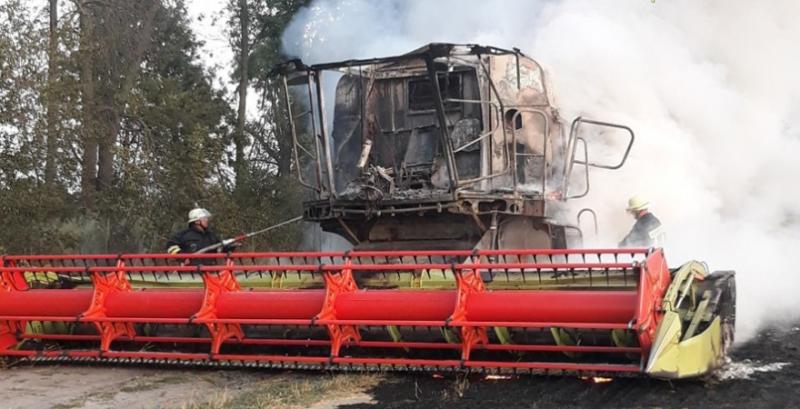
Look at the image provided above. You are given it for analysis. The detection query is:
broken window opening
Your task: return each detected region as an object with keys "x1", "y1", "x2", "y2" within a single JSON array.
[
  {"x1": 505, "y1": 109, "x2": 523, "y2": 130},
  {"x1": 408, "y1": 74, "x2": 462, "y2": 112}
]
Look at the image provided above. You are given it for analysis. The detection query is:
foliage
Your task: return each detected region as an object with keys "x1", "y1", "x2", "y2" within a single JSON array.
[{"x1": 0, "y1": 0, "x2": 310, "y2": 254}]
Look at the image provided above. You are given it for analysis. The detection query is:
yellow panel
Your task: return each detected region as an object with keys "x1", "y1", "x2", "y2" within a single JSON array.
[{"x1": 646, "y1": 314, "x2": 723, "y2": 379}]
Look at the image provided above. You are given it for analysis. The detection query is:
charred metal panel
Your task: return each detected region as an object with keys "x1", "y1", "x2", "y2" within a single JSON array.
[
  {"x1": 274, "y1": 44, "x2": 596, "y2": 251},
  {"x1": 486, "y1": 55, "x2": 557, "y2": 193},
  {"x1": 332, "y1": 66, "x2": 482, "y2": 198},
  {"x1": 331, "y1": 75, "x2": 363, "y2": 193}
]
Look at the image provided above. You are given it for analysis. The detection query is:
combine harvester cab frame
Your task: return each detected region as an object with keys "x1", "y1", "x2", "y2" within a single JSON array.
[{"x1": 0, "y1": 249, "x2": 734, "y2": 379}]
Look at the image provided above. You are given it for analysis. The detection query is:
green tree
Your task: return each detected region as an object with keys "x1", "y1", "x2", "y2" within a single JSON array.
[
  {"x1": 221, "y1": 0, "x2": 310, "y2": 250},
  {"x1": 89, "y1": 0, "x2": 232, "y2": 252},
  {"x1": 0, "y1": 0, "x2": 311, "y2": 254},
  {"x1": 73, "y1": 0, "x2": 161, "y2": 210}
]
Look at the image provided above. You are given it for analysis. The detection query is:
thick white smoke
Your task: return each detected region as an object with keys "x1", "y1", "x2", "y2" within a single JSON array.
[{"x1": 281, "y1": 0, "x2": 800, "y2": 342}]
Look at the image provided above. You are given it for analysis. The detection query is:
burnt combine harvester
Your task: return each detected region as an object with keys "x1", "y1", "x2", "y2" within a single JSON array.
[{"x1": 0, "y1": 44, "x2": 735, "y2": 379}]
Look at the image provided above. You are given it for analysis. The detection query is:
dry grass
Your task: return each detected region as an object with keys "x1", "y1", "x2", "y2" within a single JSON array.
[
  {"x1": 179, "y1": 372, "x2": 381, "y2": 409},
  {"x1": 118, "y1": 374, "x2": 188, "y2": 393},
  {"x1": 433, "y1": 374, "x2": 472, "y2": 401}
]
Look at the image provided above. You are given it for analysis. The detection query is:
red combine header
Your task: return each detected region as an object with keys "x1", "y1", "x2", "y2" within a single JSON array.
[{"x1": 0, "y1": 248, "x2": 733, "y2": 378}]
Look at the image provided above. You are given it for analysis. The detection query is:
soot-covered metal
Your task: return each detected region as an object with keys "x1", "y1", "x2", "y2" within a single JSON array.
[{"x1": 274, "y1": 43, "x2": 634, "y2": 251}]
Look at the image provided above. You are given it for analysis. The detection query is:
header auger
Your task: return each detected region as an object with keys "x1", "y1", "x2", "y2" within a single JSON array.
[{"x1": 0, "y1": 44, "x2": 736, "y2": 379}]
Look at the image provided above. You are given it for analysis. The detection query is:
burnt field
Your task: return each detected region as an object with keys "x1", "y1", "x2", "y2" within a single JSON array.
[
  {"x1": 345, "y1": 324, "x2": 800, "y2": 409},
  {"x1": 0, "y1": 324, "x2": 796, "y2": 409}
]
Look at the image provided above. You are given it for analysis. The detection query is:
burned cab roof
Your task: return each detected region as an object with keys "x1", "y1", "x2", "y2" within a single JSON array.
[{"x1": 272, "y1": 43, "x2": 535, "y2": 77}]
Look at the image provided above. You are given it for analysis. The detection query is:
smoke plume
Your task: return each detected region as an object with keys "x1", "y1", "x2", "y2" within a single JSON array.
[{"x1": 282, "y1": 0, "x2": 800, "y2": 341}]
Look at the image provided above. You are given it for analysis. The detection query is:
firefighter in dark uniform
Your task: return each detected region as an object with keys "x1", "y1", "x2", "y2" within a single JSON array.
[
  {"x1": 619, "y1": 196, "x2": 665, "y2": 248},
  {"x1": 166, "y1": 208, "x2": 235, "y2": 263}
]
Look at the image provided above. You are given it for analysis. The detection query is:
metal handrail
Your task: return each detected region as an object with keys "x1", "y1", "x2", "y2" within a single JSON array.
[
  {"x1": 282, "y1": 76, "x2": 318, "y2": 192},
  {"x1": 570, "y1": 118, "x2": 635, "y2": 170},
  {"x1": 508, "y1": 108, "x2": 549, "y2": 194},
  {"x1": 565, "y1": 137, "x2": 590, "y2": 199},
  {"x1": 436, "y1": 98, "x2": 514, "y2": 189},
  {"x1": 577, "y1": 208, "x2": 599, "y2": 236}
]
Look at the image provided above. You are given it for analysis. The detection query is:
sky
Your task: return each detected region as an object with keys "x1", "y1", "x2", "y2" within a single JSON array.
[
  {"x1": 185, "y1": 0, "x2": 233, "y2": 92},
  {"x1": 185, "y1": 0, "x2": 260, "y2": 122}
]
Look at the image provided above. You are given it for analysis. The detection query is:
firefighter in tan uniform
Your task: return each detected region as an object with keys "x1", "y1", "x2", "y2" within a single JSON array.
[{"x1": 619, "y1": 196, "x2": 665, "y2": 248}]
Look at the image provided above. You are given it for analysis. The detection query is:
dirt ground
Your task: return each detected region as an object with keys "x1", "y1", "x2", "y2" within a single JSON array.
[
  {"x1": 1, "y1": 324, "x2": 797, "y2": 409},
  {"x1": 0, "y1": 366, "x2": 379, "y2": 409}
]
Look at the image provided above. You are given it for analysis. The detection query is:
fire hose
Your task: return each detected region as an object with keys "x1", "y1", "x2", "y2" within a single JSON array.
[{"x1": 195, "y1": 216, "x2": 304, "y2": 254}]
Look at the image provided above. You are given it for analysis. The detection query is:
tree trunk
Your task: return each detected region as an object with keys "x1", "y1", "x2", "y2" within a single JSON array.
[
  {"x1": 96, "y1": 106, "x2": 116, "y2": 191},
  {"x1": 95, "y1": 1, "x2": 159, "y2": 192},
  {"x1": 79, "y1": 2, "x2": 97, "y2": 209},
  {"x1": 45, "y1": 0, "x2": 58, "y2": 186},
  {"x1": 271, "y1": 86, "x2": 292, "y2": 178},
  {"x1": 234, "y1": 0, "x2": 249, "y2": 192}
]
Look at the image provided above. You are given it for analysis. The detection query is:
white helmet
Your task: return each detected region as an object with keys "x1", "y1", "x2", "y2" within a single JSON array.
[
  {"x1": 187, "y1": 208, "x2": 211, "y2": 224},
  {"x1": 626, "y1": 196, "x2": 649, "y2": 212}
]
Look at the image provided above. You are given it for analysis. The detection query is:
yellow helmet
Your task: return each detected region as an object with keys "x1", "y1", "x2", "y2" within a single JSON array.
[{"x1": 626, "y1": 196, "x2": 649, "y2": 212}]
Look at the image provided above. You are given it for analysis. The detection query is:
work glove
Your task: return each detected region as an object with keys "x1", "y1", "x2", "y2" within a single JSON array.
[{"x1": 167, "y1": 245, "x2": 181, "y2": 255}]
